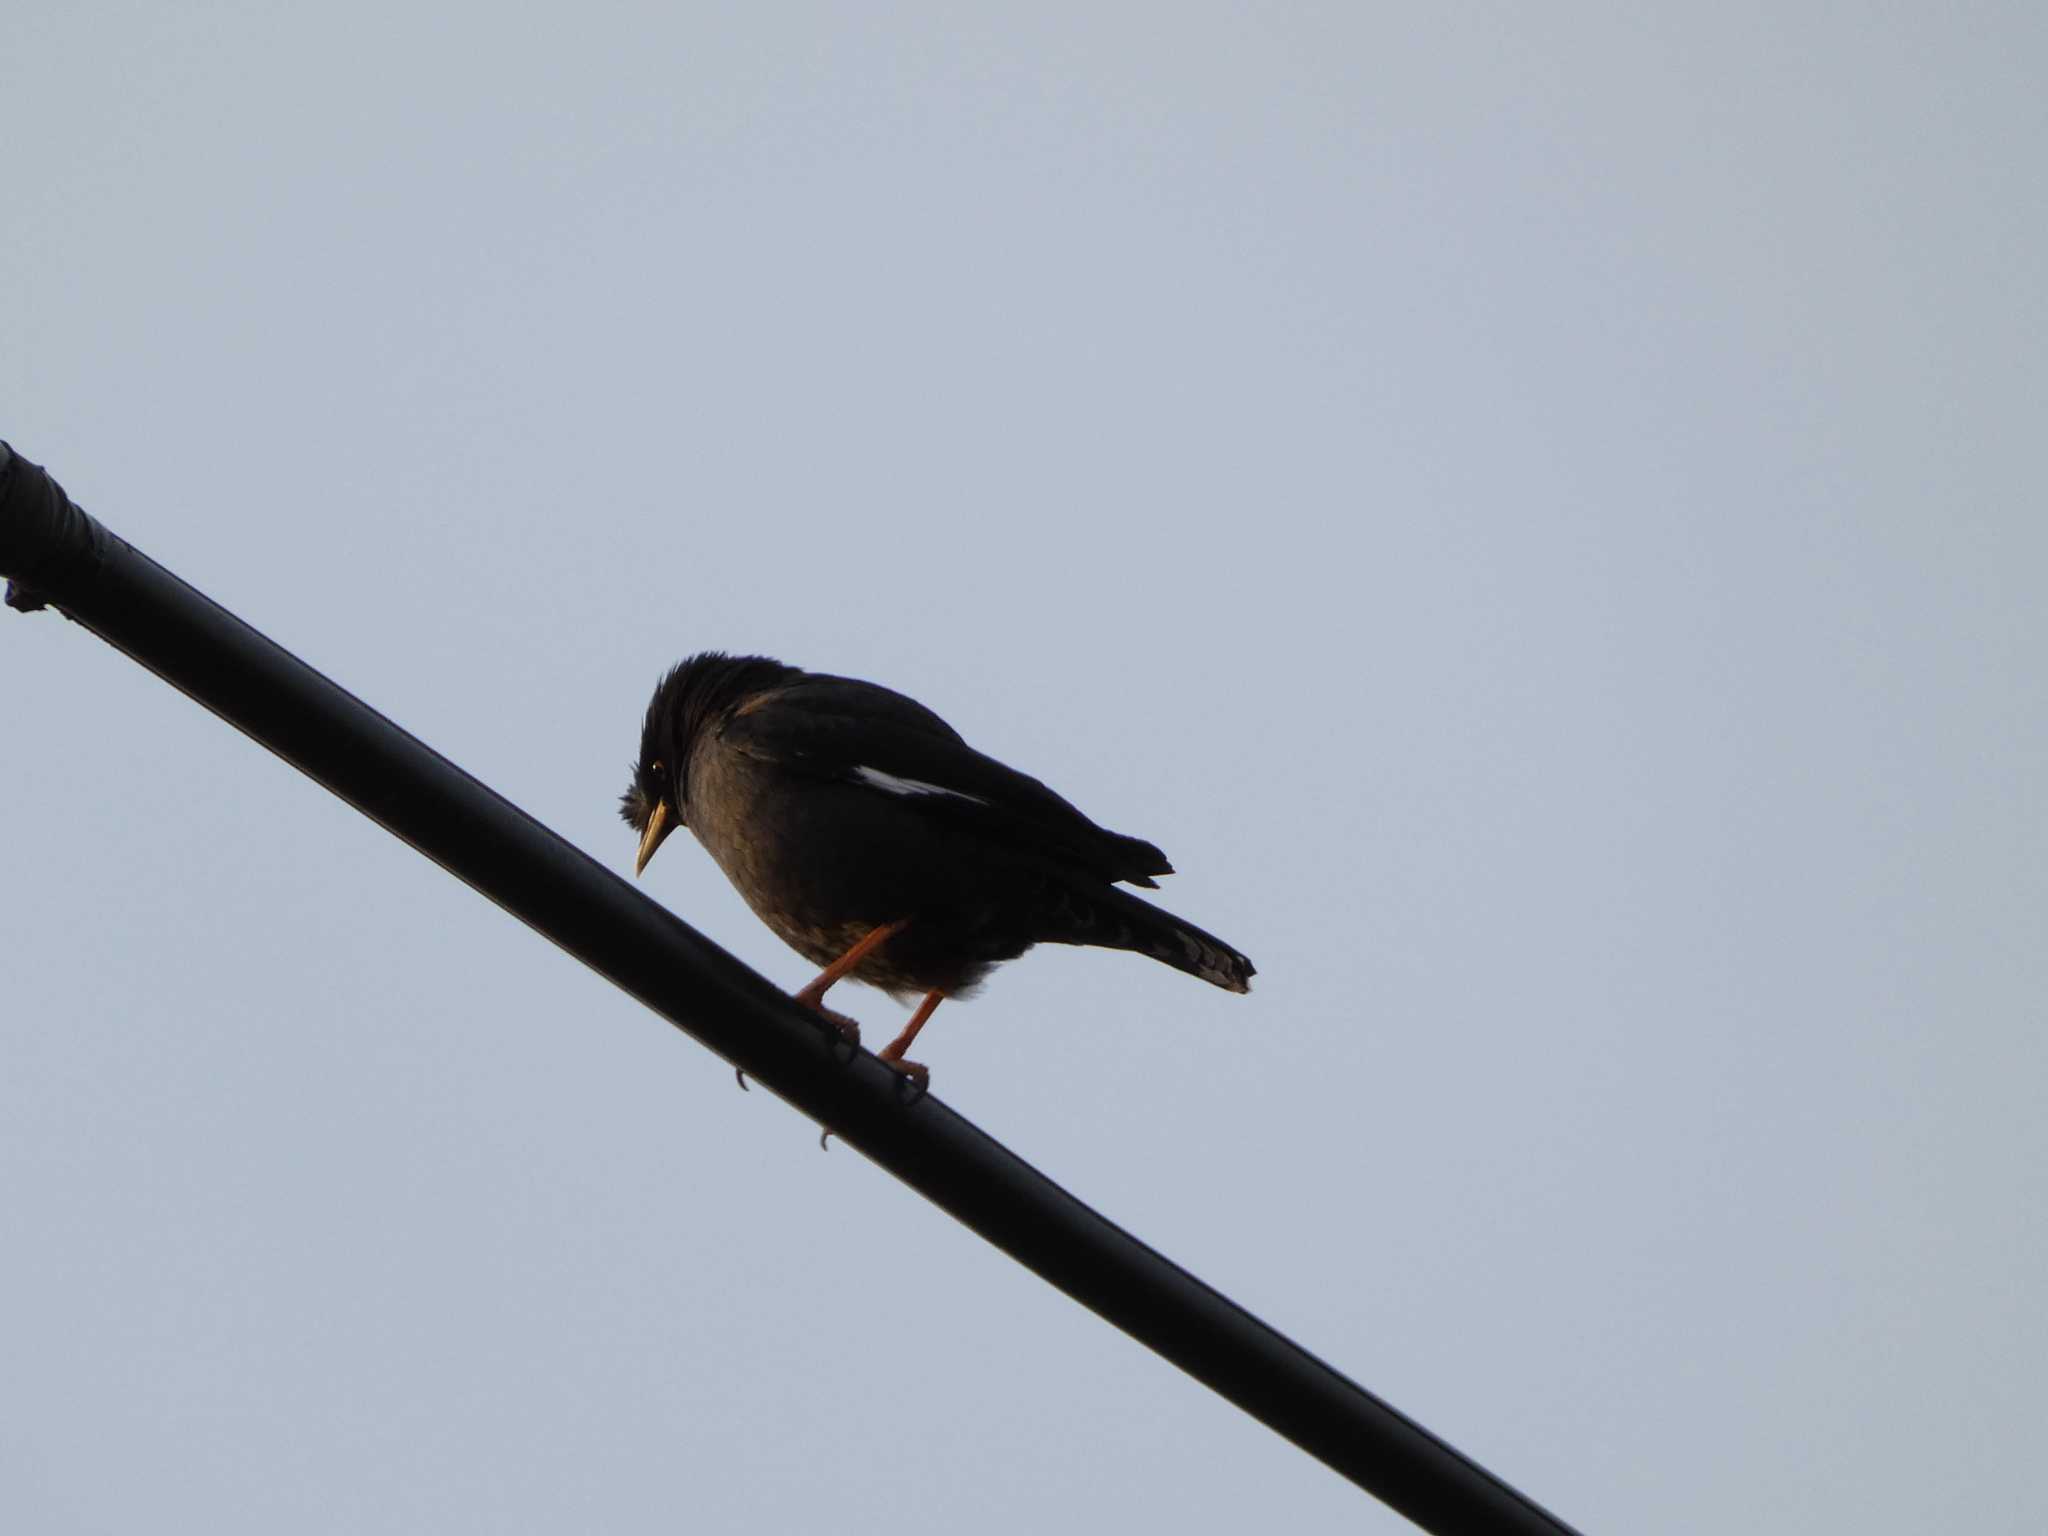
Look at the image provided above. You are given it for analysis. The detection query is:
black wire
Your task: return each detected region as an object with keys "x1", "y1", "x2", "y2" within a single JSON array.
[{"x1": 1, "y1": 443, "x2": 1582, "y2": 1536}]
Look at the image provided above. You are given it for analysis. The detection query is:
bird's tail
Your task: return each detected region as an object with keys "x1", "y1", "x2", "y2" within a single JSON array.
[{"x1": 1040, "y1": 881, "x2": 1255, "y2": 994}]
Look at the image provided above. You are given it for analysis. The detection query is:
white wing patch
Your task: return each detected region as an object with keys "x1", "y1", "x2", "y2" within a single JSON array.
[{"x1": 853, "y1": 765, "x2": 989, "y2": 805}]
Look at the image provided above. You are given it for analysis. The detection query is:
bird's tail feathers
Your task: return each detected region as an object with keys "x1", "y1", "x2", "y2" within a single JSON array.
[
  {"x1": 1110, "y1": 832, "x2": 1173, "y2": 889},
  {"x1": 1042, "y1": 882, "x2": 1254, "y2": 993}
]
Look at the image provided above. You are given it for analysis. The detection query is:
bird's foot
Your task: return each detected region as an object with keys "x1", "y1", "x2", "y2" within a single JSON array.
[
  {"x1": 742, "y1": 999, "x2": 861, "y2": 1091},
  {"x1": 796, "y1": 997, "x2": 862, "y2": 1047},
  {"x1": 878, "y1": 1053, "x2": 930, "y2": 1095}
]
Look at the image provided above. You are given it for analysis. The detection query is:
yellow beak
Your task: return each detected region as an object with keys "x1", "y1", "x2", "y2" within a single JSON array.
[{"x1": 635, "y1": 799, "x2": 675, "y2": 877}]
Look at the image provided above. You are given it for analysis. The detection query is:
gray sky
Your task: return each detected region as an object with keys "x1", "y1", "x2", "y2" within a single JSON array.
[{"x1": 5, "y1": 4, "x2": 2044, "y2": 1532}]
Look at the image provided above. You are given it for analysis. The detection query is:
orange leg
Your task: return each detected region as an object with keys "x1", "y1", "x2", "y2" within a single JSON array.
[
  {"x1": 794, "y1": 919, "x2": 908, "y2": 1013},
  {"x1": 878, "y1": 989, "x2": 945, "y2": 1088}
]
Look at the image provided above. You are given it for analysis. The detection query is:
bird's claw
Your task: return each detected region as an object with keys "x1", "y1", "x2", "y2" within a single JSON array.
[
  {"x1": 880, "y1": 1054, "x2": 930, "y2": 1102},
  {"x1": 797, "y1": 999, "x2": 863, "y2": 1063},
  {"x1": 815, "y1": 1005, "x2": 861, "y2": 1045}
]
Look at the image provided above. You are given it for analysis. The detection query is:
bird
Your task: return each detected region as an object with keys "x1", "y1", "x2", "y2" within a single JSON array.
[{"x1": 621, "y1": 652, "x2": 1254, "y2": 1086}]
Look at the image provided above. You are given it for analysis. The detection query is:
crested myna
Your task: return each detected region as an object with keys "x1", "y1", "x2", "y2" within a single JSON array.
[{"x1": 621, "y1": 652, "x2": 1253, "y2": 1085}]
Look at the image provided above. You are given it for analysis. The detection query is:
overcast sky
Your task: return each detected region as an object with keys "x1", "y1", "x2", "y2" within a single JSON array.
[{"x1": 5, "y1": 5, "x2": 2044, "y2": 1532}]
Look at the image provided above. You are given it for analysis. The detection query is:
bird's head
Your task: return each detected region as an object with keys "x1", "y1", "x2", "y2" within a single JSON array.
[
  {"x1": 620, "y1": 650, "x2": 796, "y2": 877},
  {"x1": 619, "y1": 753, "x2": 678, "y2": 876}
]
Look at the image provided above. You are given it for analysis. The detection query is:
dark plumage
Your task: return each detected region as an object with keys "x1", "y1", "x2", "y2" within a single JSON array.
[{"x1": 621, "y1": 651, "x2": 1253, "y2": 1083}]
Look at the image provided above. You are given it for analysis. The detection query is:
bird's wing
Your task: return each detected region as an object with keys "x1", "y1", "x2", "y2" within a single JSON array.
[{"x1": 720, "y1": 675, "x2": 1172, "y2": 887}]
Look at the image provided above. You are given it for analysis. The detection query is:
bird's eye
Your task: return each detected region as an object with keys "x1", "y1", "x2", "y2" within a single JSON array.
[{"x1": 650, "y1": 759, "x2": 664, "y2": 776}]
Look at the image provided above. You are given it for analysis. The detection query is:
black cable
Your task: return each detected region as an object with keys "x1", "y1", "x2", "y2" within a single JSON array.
[{"x1": 1, "y1": 443, "x2": 1582, "y2": 1536}]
